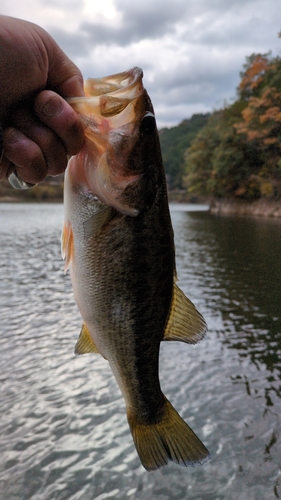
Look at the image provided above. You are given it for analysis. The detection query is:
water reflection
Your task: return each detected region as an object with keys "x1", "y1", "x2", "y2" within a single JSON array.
[
  {"x1": 171, "y1": 208, "x2": 281, "y2": 498},
  {"x1": 215, "y1": 216, "x2": 280, "y2": 375},
  {"x1": 175, "y1": 211, "x2": 281, "y2": 373}
]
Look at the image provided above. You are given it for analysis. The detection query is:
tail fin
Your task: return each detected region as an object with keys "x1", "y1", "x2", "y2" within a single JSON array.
[{"x1": 127, "y1": 398, "x2": 211, "y2": 471}]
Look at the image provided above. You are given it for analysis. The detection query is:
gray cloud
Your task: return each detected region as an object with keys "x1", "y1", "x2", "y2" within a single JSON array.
[
  {"x1": 31, "y1": 0, "x2": 281, "y2": 127},
  {"x1": 49, "y1": 28, "x2": 88, "y2": 56},
  {"x1": 78, "y1": 0, "x2": 193, "y2": 46},
  {"x1": 44, "y1": 0, "x2": 84, "y2": 7},
  {"x1": 80, "y1": 13, "x2": 178, "y2": 46}
]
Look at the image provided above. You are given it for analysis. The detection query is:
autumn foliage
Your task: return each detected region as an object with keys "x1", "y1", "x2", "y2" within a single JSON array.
[
  {"x1": 238, "y1": 54, "x2": 271, "y2": 97},
  {"x1": 184, "y1": 52, "x2": 281, "y2": 200}
]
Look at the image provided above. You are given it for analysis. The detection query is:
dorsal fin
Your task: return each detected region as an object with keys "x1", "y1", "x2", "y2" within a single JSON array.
[
  {"x1": 164, "y1": 281, "x2": 207, "y2": 344},
  {"x1": 75, "y1": 323, "x2": 100, "y2": 355}
]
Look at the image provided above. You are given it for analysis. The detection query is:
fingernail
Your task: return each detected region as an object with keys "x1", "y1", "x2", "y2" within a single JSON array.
[{"x1": 41, "y1": 96, "x2": 63, "y2": 117}]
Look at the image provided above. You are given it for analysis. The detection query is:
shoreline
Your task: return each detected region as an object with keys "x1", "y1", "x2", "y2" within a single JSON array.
[
  {"x1": 0, "y1": 196, "x2": 63, "y2": 203},
  {"x1": 1, "y1": 193, "x2": 281, "y2": 219},
  {"x1": 210, "y1": 198, "x2": 281, "y2": 218}
]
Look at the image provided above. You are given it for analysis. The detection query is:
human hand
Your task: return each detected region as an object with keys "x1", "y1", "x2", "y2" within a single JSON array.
[{"x1": 0, "y1": 16, "x2": 85, "y2": 185}]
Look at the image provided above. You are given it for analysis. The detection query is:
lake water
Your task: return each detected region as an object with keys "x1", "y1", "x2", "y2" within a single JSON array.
[{"x1": 0, "y1": 202, "x2": 280, "y2": 500}]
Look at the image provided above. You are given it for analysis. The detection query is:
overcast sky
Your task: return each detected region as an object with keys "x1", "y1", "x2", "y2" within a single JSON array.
[{"x1": 2, "y1": 0, "x2": 281, "y2": 128}]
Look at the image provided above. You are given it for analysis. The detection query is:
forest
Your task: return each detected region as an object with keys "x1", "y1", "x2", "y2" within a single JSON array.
[
  {"x1": 160, "y1": 52, "x2": 281, "y2": 201},
  {"x1": 159, "y1": 113, "x2": 210, "y2": 189}
]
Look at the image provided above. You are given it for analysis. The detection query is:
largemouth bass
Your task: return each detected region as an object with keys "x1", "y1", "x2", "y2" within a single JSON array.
[{"x1": 62, "y1": 67, "x2": 210, "y2": 471}]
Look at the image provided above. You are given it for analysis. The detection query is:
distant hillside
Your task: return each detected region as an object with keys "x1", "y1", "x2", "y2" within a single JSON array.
[
  {"x1": 159, "y1": 113, "x2": 210, "y2": 188},
  {"x1": 184, "y1": 52, "x2": 281, "y2": 201}
]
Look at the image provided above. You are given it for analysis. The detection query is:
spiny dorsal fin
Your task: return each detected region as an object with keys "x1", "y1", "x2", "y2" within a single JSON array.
[
  {"x1": 75, "y1": 323, "x2": 100, "y2": 355},
  {"x1": 164, "y1": 281, "x2": 207, "y2": 344}
]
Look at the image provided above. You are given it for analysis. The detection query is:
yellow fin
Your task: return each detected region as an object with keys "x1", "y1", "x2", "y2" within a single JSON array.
[
  {"x1": 61, "y1": 222, "x2": 74, "y2": 273},
  {"x1": 74, "y1": 323, "x2": 100, "y2": 355},
  {"x1": 164, "y1": 281, "x2": 207, "y2": 344},
  {"x1": 127, "y1": 397, "x2": 211, "y2": 471}
]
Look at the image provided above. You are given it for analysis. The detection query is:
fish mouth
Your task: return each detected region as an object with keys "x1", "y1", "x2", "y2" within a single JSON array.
[
  {"x1": 66, "y1": 68, "x2": 154, "y2": 216},
  {"x1": 84, "y1": 67, "x2": 144, "y2": 101},
  {"x1": 67, "y1": 67, "x2": 144, "y2": 122}
]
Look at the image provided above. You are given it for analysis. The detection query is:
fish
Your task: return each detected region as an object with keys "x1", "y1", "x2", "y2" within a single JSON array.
[{"x1": 62, "y1": 67, "x2": 211, "y2": 471}]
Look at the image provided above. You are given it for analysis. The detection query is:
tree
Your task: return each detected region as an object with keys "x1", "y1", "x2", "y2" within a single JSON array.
[
  {"x1": 238, "y1": 53, "x2": 272, "y2": 100},
  {"x1": 235, "y1": 57, "x2": 281, "y2": 197},
  {"x1": 184, "y1": 51, "x2": 281, "y2": 200},
  {"x1": 184, "y1": 102, "x2": 261, "y2": 198},
  {"x1": 159, "y1": 113, "x2": 210, "y2": 188}
]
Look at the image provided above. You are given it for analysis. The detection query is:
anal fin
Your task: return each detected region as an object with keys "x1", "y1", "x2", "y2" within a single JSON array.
[
  {"x1": 164, "y1": 280, "x2": 207, "y2": 344},
  {"x1": 75, "y1": 323, "x2": 101, "y2": 355}
]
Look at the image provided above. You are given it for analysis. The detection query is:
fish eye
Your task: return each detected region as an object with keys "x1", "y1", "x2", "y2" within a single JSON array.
[{"x1": 140, "y1": 112, "x2": 156, "y2": 134}]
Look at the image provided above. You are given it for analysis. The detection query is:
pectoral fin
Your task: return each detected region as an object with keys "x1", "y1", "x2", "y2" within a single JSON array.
[
  {"x1": 164, "y1": 282, "x2": 207, "y2": 344},
  {"x1": 75, "y1": 323, "x2": 100, "y2": 355},
  {"x1": 61, "y1": 223, "x2": 74, "y2": 273},
  {"x1": 83, "y1": 205, "x2": 114, "y2": 240}
]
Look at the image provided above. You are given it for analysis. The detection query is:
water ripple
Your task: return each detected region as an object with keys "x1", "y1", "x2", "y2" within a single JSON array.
[{"x1": 0, "y1": 204, "x2": 280, "y2": 499}]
